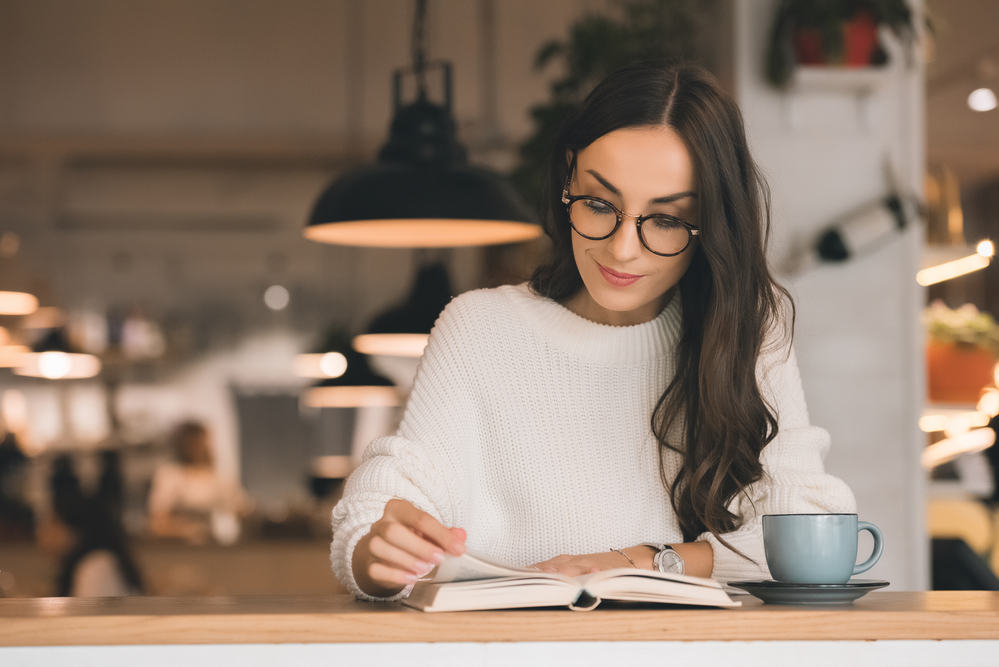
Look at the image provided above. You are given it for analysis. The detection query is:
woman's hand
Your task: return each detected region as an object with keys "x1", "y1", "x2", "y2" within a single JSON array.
[
  {"x1": 352, "y1": 498, "x2": 466, "y2": 598},
  {"x1": 530, "y1": 549, "x2": 644, "y2": 577}
]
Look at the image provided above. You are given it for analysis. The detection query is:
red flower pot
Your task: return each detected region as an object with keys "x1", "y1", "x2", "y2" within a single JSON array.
[
  {"x1": 927, "y1": 342, "x2": 998, "y2": 404},
  {"x1": 843, "y1": 10, "x2": 879, "y2": 67},
  {"x1": 792, "y1": 10, "x2": 881, "y2": 68}
]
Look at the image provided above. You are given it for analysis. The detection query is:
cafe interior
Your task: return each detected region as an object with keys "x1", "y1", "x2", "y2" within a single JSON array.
[{"x1": 0, "y1": 0, "x2": 997, "y2": 603}]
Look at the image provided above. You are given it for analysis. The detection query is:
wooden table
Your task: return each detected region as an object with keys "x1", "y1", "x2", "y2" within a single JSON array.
[{"x1": 2, "y1": 592, "x2": 997, "y2": 666}]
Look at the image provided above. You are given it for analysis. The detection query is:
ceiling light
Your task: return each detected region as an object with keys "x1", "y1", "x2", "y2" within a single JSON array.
[
  {"x1": 295, "y1": 351, "x2": 349, "y2": 379},
  {"x1": 304, "y1": 0, "x2": 539, "y2": 248},
  {"x1": 921, "y1": 428, "x2": 996, "y2": 469},
  {"x1": 264, "y1": 285, "x2": 290, "y2": 310},
  {"x1": 977, "y1": 240, "x2": 994, "y2": 257},
  {"x1": 916, "y1": 252, "x2": 990, "y2": 286},
  {"x1": 0, "y1": 291, "x2": 38, "y2": 316},
  {"x1": 968, "y1": 88, "x2": 998, "y2": 112},
  {"x1": 14, "y1": 329, "x2": 101, "y2": 379}
]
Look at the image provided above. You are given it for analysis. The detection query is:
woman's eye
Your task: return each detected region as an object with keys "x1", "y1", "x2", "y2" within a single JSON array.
[
  {"x1": 647, "y1": 215, "x2": 684, "y2": 230},
  {"x1": 583, "y1": 200, "x2": 615, "y2": 216}
]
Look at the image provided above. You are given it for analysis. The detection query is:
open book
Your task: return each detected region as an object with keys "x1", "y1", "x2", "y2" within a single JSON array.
[{"x1": 403, "y1": 550, "x2": 740, "y2": 612}]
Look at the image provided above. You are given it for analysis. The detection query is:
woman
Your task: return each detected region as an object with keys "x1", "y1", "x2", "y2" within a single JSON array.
[
  {"x1": 331, "y1": 62, "x2": 855, "y2": 600},
  {"x1": 148, "y1": 421, "x2": 245, "y2": 544}
]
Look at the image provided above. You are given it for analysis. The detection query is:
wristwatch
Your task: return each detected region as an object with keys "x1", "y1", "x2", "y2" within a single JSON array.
[{"x1": 641, "y1": 543, "x2": 685, "y2": 575}]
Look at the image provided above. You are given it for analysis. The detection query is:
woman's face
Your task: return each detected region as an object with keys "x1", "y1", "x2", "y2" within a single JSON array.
[{"x1": 566, "y1": 126, "x2": 699, "y2": 327}]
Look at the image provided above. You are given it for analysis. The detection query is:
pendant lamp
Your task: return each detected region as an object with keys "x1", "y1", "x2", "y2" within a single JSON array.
[
  {"x1": 304, "y1": 0, "x2": 540, "y2": 248},
  {"x1": 299, "y1": 330, "x2": 399, "y2": 408},
  {"x1": 301, "y1": 350, "x2": 399, "y2": 408},
  {"x1": 353, "y1": 262, "x2": 452, "y2": 358},
  {"x1": 15, "y1": 328, "x2": 101, "y2": 380},
  {"x1": 0, "y1": 291, "x2": 38, "y2": 316}
]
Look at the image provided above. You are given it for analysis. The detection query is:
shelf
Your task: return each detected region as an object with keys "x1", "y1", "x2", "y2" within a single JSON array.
[{"x1": 789, "y1": 65, "x2": 891, "y2": 94}]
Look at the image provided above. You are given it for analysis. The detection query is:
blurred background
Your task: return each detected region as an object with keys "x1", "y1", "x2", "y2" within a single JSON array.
[{"x1": 0, "y1": 0, "x2": 997, "y2": 598}]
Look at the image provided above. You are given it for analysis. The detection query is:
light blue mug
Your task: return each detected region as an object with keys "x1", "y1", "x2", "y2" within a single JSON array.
[{"x1": 763, "y1": 513, "x2": 884, "y2": 585}]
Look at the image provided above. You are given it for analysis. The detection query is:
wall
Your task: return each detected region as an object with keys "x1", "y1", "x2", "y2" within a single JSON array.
[{"x1": 733, "y1": 0, "x2": 927, "y2": 589}]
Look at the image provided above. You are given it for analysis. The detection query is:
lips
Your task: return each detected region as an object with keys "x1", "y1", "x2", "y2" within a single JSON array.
[{"x1": 597, "y1": 262, "x2": 642, "y2": 287}]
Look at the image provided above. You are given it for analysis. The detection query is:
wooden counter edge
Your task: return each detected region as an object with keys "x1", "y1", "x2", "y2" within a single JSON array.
[{"x1": 3, "y1": 607, "x2": 999, "y2": 645}]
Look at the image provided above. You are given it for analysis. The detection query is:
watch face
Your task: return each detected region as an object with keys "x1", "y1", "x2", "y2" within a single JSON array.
[{"x1": 658, "y1": 549, "x2": 684, "y2": 574}]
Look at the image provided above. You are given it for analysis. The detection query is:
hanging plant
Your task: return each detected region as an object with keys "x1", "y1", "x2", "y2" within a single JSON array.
[{"x1": 765, "y1": 0, "x2": 920, "y2": 88}]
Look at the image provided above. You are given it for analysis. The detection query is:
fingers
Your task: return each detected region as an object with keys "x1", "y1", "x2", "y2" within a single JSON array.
[
  {"x1": 386, "y1": 499, "x2": 466, "y2": 556},
  {"x1": 355, "y1": 500, "x2": 468, "y2": 594},
  {"x1": 370, "y1": 522, "x2": 442, "y2": 571}
]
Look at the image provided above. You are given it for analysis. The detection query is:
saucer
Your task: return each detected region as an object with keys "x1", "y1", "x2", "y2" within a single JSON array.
[{"x1": 727, "y1": 579, "x2": 889, "y2": 605}]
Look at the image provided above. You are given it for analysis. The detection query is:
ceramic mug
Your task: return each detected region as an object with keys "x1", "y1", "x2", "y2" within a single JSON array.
[{"x1": 762, "y1": 513, "x2": 884, "y2": 585}]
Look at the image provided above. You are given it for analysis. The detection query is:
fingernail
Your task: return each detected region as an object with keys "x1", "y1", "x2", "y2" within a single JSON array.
[
  {"x1": 431, "y1": 552, "x2": 444, "y2": 565},
  {"x1": 404, "y1": 573, "x2": 417, "y2": 584},
  {"x1": 449, "y1": 543, "x2": 466, "y2": 556}
]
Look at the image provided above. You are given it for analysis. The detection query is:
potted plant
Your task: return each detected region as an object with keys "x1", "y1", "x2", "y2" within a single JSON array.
[
  {"x1": 766, "y1": 0, "x2": 920, "y2": 88},
  {"x1": 924, "y1": 301, "x2": 999, "y2": 404}
]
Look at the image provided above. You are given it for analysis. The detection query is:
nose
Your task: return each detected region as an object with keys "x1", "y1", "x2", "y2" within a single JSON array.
[{"x1": 606, "y1": 215, "x2": 644, "y2": 262}]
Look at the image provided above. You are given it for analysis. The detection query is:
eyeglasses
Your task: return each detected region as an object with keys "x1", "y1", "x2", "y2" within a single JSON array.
[{"x1": 561, "y1": 157, "x2": 699, "y2": 257}]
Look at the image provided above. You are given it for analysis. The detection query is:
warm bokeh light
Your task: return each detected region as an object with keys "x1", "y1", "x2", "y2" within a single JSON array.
[
  {"x1": 301, "y1": 385, "x2": 400, "y2": 408},
  {"x1": 264, "y1": 284, "x2": 290, "y2": 310},
  {"x1": 353, "y1": 333, "x2": 430, "y2": 358},
  {"x1": 968, "y1": 87, "x2": 998, "y2": 112},
  {"x1": 15, "y1": 351, "x2": 102, "y2": 379},
  {"x1": 294, "y1": 352, "x2": 348, "y2": 379},
  {"x1": 38, "y1": 351, "x2": 72, "y2": 379},
  {"x1": 0, "y1": 345, "x2": 28, "y2": 368},
  {"x1": 918, "y1": 414, "x2": 950, "y2": 433},
  {"x1": 979, "y1": 388, "x2": 999, "y2": 418},
  {"x1": 919, "y1": 410, "x2": 992, "y2": 434},
  {"x1": 311, "y1": 455, "x2": 352, "y2": 479},
  {"x1": 921, "y1": 428, "x2": 996, "y2": 469},
  {"x1": 943, "y1": 411, "x2": 992, "y2": 438},
  {"x1": 978, "y1": 240, "x2": 995, "y2": 257},
  {"x1": 916, "y1": 253, "x2": 990, "y2": 285},
  {"x1": 0, "y1": 291, "x2": 39, "y2": 316}
]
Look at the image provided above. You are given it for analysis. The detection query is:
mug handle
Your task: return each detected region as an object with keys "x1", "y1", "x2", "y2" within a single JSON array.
[{"x1": 853, "y1": 521, "x2": 884, "y2": 575}]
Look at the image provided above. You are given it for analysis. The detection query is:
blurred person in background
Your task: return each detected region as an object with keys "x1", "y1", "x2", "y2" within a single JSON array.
[
  {"x1": 0, "y1": 431, "x2": 34, "y2": 542},
  {"x1": 148, "y1": 421, "x2": 246, "y2": 544},
  {"x1": 38, "y1": 455, "x2": 144, "y2": 597}
]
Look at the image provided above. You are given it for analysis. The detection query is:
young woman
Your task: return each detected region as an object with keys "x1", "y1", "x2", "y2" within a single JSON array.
[
  {"x1": 331, "y1": 62, "x2": 856, "y2": 600},
  {"x1": 148, "y1": 421, "x2": 246, "y2": 544}
]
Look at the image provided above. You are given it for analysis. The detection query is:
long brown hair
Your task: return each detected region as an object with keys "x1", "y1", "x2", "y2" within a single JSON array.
[{"x1": 530, "y1": 62, "x2": 791, "y2": 552}]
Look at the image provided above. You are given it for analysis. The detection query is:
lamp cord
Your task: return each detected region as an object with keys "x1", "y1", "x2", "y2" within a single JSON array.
[{"x1": 412, "y1": 0, "x2": 429, "y2": 100}]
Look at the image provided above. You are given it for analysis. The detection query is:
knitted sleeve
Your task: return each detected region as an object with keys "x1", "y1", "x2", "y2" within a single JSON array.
[
  {"x1": 330, "y1": 296, "x2": 475, "y2": 601},
  {"x1": 697, "y1": 344, "x2": 857, "y2": 582}
]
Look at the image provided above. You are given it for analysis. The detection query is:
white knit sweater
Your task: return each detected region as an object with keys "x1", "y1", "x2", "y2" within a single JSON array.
[{"x1": 330, "y1": 283, "x2": 856, "y2": 600}]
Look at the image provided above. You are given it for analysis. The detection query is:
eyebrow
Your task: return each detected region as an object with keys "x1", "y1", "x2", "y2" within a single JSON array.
[{"x1": 586, "y1": 168, "x2": 697, "y2": 204}]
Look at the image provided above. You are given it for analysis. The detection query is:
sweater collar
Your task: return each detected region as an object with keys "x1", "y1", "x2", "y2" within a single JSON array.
[{"x1": 500, "y1": 283, "x2": 682, "y2": 365}]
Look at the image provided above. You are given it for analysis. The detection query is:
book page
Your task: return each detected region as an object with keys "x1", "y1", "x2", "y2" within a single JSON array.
[{"x1": 431, "y1": 551, "x2": 572, "y2": 584}]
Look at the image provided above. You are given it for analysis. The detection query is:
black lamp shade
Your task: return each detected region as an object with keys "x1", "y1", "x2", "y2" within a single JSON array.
[
  {"x1": 352, "y1": 263, "x2": 452, "y2": 357},
  {"x1": 305, "y1": 163, "x2": 541, "y2": 248}
]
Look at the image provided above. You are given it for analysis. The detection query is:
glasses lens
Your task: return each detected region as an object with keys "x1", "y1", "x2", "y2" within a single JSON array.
[
  {"x1": 641, "y1": 216, "x2": 692, "y2": 255},
  {"x1": 568, "y1": 199, "x2": 619, "y2": 239}
]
